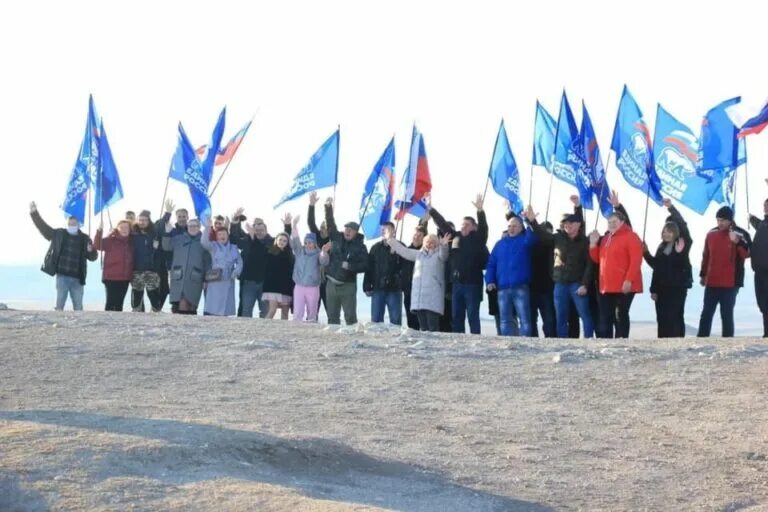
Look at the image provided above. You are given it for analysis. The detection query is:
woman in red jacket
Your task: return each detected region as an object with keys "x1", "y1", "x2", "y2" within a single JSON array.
[
  {"x1": 94, "y1": 220, "x2": 134, "y2": 311},
  {"x1": 589, "y1": 210, "x2": 643, "y2": 338}
]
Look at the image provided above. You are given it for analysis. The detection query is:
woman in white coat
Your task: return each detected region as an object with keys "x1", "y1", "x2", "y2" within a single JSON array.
[{"x1": 386, "y1": 232, "x2": 451, "y2": 332}]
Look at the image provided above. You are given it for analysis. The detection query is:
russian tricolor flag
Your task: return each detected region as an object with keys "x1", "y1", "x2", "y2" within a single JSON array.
[
  {"x1": 738, "y1": 102, "x2": 768, "y2": 138},
  {"x1": 195, "y1": 119, "x2": 253, "y2": 166},
  {"x1": 395, "y1": 124, "x2": 432, "y2": 220}
]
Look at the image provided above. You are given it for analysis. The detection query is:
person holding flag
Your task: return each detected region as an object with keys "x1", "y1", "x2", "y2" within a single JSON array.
[
  {"x1": 29, "y1": 202, "x2": 98, "y2": 311},
  {"x1": 748, "y1": 182, "x2": 768, "y2": 337},
  {"x1": 363, "y1": 222, "x2": 404, "y2": 326}
]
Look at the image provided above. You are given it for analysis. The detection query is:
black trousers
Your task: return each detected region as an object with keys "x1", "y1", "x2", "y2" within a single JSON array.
[
  {"x1": 755, "y1": 271, "x2": 768, "y2": 337},
  {"x1": 655, "y1": 287, "x2": 687, "y2": 338},
  {"x1": 598, "y1": 293, "x2": 635, "y2": 339},
  {"x1": 403, "y1": 288, "x2": 420, "y2": 330},
  {"x1": 416, "y1": 310, "x2": 441, "y2": 332},
  {"x1": 157, "y1": 268, "x2": 170, "y2": 310},
  {"x1": 439, "y1": 298, "x2": 453, "y2": 333},
  {"x1": 104, "y1": 281, "x2": 130, "y2": 311}
]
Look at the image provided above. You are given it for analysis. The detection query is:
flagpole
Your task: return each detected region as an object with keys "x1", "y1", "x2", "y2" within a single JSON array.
[
  {"x1": 158, "y1": 174, "x2": 171, "y2": 219},
  {"x1": 744, "y1": 157, "x2": 751, "y2": 230},
  {"x1": 87, "y1": 184, "x2": 92, "y2": 238},
  {"x1": 528, "y1": 164, "x2": 535, "y2": 205},
  {"x1": 209, "y1": 111, "x2": 259, "y2": 198},
  {"x1": 544, "y1": 168, "x2": 555, "y2": 222},
  {"x1": 641, "y1": 182, "x2": 651, "y2": 242}
]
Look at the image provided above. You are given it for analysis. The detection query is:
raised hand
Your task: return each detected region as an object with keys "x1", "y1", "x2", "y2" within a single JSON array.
[
  {"x1": 322, "y1": 241, "x2": 333, "y2": 253},
  {"x1": 609, "y1": 190, "x2": 621, "y2": 208},
  {"x1": 165, "y1": 199, "x2": 175, "y2": 213},
  {"x1": 309, "y1": 191, "x2": 319, "y2": 206},
  {"x1": 674, "y1": 238, "x2": 686, "y2": 253},
  {"x1": 569, "y1": 195, "x2": 580, "y2": 208},
  {"x1": 662, "y1": 198, "x2": 672, "y2": 209},
  {"x1": 524, "y1": 205, "x2": 537, "y2": 223},
  {"x1": 589, "y1": 230, "x2": 600, "y2": 245},
  {"x1": 471, "y1": 193, "x2": 484, "y2": 211},
  {"x1": 232, "y1": 207, "x2": 245, "y2": 221},
  {"x1": 205, "y1": 217, "x2": 213, "y2": 228},
  {"x1": 440, "y1": 233, "x2": 452, "y2": 246},
  {"x1": 245, "y1": 222, "x2": 255, "y2": 237},
  {"x1": 29, "y1": 201, "x2": 37, "y2": 213},
  {"x1": 423, "y1": 192, "x2": 432, "y2": 210},
  {"x1": 292, "y1": 214, "x2": 301, "y2": 226},
  {"x1": 325, "y1": 197, "x2": 334, "y2": 207},
  {"x1": 281, "y1": 212, "x2": 292, "y2": 225}
]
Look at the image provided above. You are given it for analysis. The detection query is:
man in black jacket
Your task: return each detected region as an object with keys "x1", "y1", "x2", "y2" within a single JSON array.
[
  {"x1": 749, "y1": 186, "x2": 768, "y2": 337},
  {"x1": 363, "y1": 222, "x2": 403, "y2": 325},
  {"x1": 325, "y1": 199, "x2": 369, "y2": 325},
  {"x1": 30, "y1": 201, "x2": 98, "y2": 311},
  {"x1": 429, "y1": 194, "x2": 489, "y2": 334}
]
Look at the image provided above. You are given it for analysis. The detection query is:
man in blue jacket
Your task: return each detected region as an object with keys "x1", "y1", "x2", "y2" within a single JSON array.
[{"x1": 485, "y1": 215, "x2": 537, "y2": 336}]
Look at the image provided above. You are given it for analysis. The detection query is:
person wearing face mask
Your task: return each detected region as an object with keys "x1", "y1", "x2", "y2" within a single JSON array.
[
  {"x1": 30, "y1": 202, "x2": 98, "y2": 311},
  {"x1": 200, "y1": 217, "x2": 243, "y2": 316},
  {"x1": 589, "y1": 210, "x2": 643, "y2": 339},
  {"x1": 749, "y1": 186, "x2": 768, "y2": 337},
  {"x1": 697, "y1": 206, "x2": 751, "y2": 338},
  {"x1": 642, "y1": 198, "x2": 692, "y2": 338},
  {"x1": 130, "y1": 209, "x2": 163, "y2": 312},
  {"x1": 526, "y1": 202, "x2": 594, "y2": 339},
  {"x1": 289, "y1": 214, "x2": 330, "y2": 322},
  {"x1": 262, "y1": 231, "x2": 295, "y2": 320},
  {"x1": 161, "y1": 217, "x2": 210, "y2": 315},
  {"x1": 94, "y1": 219, "x2": 134, "y2": 311},
  {"x1": 485, "y1": 215, "x2": 537, "y2": 337}
]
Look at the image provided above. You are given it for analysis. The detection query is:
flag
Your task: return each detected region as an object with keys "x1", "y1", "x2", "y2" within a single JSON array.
[
  {"x1": 737, "y1": 101, "x2": 768, "y2": 138},
  {"x1": 61, "y1": 95, "x2": 100, "y2": 223},
  {"x1": 93, "y1": 121, "x2": 124, "y2": 215},
  {"x1": 274, "y1": 129, "x2": 339, "y2": 208},
  {"x1": 711, "y1": 138, "x2": 747, "y2": 211},
  {"x1": 610, "y1": 85, "x2": 662, "y2": 205},
  {"x1": 175, "y1": 108, "x2": 226, "y2": 223},
  {"x1": 652, "y1": 104, "x2": 718, "y2": 214},
  {"x1": 194, "y1": 119, "x2": 253, "y2": 166},
  {"x1": 551, "y1": 91, "x2": 578, "y2": 186},
  {"x1": 699, "y1": 97, "x2": 745, "y2": 171},
  {"x1": 170, "y1": 108, "x2": 231, "y2": 185},
  {"x1": 532, "y1": 100, "x2": 556, "y2": 170},
  {"x1": 569, "y1": 102, "x2": 612, "y2": 216},
  {"x1": 488, "y1": 119, "x2": 523, "y2": 214},
  {"x1": 395, "y1": 124, "x2": 431, "y2": 220},
  {"x1": 359, "y1": 138, "x2": 396, "y2": 239}
]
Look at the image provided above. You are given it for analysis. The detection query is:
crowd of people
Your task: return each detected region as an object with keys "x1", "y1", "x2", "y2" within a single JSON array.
[{"x1": 29, "y1": 185, "x2": 768, "y2": 339}]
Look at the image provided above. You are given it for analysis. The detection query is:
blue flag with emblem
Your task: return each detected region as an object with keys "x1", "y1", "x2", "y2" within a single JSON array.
[
  {"x1": 488, "y1": 119, "x2": 524, "y2": 214},
  {"x1": 61, "y1": 95, "x2": 99, "y2": 223},
  {"x1": 610, "y1": 85, "x2": 662, "y2": 205},
  {"x1": 93, "y1": 121, "x2": 124, "y2": 215},
  {"x1": 551, "y1": 91, "x2": 578, "y2": 186},
  {"x1": 568, "y1": 102, "x2": 612, "y2": 216},
  {"x1": 532, "y1": 100, "x2": 556, "y2": 171},
  {"x1": 653, "y1": 104, "x2": 719, "y2": 215},
  {"x1": 359, "y1": 138, "x2": 396, "y2": 239},
  {"x1": 275, "y1": 129, "x2": 339, "y2": 208}
]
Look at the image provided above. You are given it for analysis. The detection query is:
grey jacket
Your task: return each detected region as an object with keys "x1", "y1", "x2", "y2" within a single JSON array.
[
  {"x1": 290, "y1": 234, "x2": 329, "y2": 287},
  {"x1": 163, "y1": 231, "x2": 211, "y2": 308},
  {"x1": 387, "y1": 239, "x2": 448, "y2": 315}
]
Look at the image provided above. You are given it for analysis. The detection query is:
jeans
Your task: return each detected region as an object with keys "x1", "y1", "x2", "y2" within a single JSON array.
[
  {"x1": 293, "y1": 285, "x2": 321, "y2": 322},
  {"x1": 554, "y1": 283, "x2": 594, "y2": 338},
  {"x1": 530, "y1": 290, "x2": 556, "y2": 338},
  {"x1": 326, "y1": 281, "x2": 358, "y2": 325},
  {"x1": 497, "y1": 285, "x2": 532, "y2": 336},
  {"x1": 371, "y1": 290, "x2": 403, "y2": 325},
  {"x1": 452, "y1": 283, "x2": 482, "y2": 334},
  {"x1": 598, "y1": 293, "x2": 635, "y2": 339},
  {"x1": 56, "y1": 275, "x2": 84, "y2": 311},
  {"x1": 415, "y1": 310, "x2": 441, "y2": 332},
  {"x1": 239, "y1": 280, "x2": 265, "y2": 318},
  {"x1": 697, "y1": 287, "x2": 738, "y2": 337}
]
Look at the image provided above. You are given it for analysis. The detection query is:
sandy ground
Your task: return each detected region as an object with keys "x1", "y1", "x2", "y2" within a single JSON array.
[{"x1": 1, "y1": 311, "x2": 767, "y2": 511}]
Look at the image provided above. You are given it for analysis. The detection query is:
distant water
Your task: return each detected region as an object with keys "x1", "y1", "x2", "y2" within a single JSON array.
[{"x1": 0, "y1": 263, "x2": 762, "y2": 337}]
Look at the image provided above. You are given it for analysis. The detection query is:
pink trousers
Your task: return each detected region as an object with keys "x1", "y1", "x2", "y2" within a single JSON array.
[{"x1": 293, "y1": 285, "x2": 321, "y2": 321}]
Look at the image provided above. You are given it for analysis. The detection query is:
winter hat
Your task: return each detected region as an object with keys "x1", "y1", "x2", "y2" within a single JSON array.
[
  {"x1": 563, "y1": 213, "x2": 583, "y2": 224},
  {"x1": 139, "y1": 209, "x2": 152, "y2": 219},
  {"x1": 304, "y1": 232, "x2": 317, "y2": 244},
  {"x1": 344, "y1": 221, "x2": 360, "y2": 231},
  {"x1": 716, "y1": 206, "x2": 734, "y2": 222}
]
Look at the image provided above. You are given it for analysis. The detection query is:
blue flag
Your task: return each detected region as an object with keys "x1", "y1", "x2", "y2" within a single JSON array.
[
  {"x1": 275, "y1": 129, "x2": 339, "y2": 208},
  {"x1": 653, "y1": 104, "x2": 719, "y2": 215},
  {"x1": 532, "y1": 100, "x2": 556, "y2": 170},
  {"x1": 700, "y1": 97, "x2": 746, "y2": 171},
  {"x1": 610, "y1": 85, "x2": 662, "y2": 205},
  {"x1": 93, "y1": 121, "x2": 124, "y2": 215},
  {"x1": 569, "y1": 103, "x2": 612, "y2": 216},
  {"x1": 61, "y1": 95, "x2": 99, "y2": 223},
  {"x1": 710, "y1": 138, "x2": 746, "y2": 211},
  {"x1": 551, "y1": 91, "x2": 578, "y2": 186},
  {"x1": 488, "y1": 119, "x2": 524, "y2": 214},
  {"x1": 359, "y1": 138, "x2": 396, "y2": 239}
]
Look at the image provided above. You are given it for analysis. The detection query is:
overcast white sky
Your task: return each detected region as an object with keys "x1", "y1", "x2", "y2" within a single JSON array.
[{"x1": 1, "y1": 0, "x2": 766, "y2": 265}]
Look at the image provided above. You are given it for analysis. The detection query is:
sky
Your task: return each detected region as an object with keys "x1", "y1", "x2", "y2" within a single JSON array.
[{"x1": 1, "y1": 0, "x2": 767, "y2": 266}]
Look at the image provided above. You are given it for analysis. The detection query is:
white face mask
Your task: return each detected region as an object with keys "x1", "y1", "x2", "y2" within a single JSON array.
[{"x1": 67, "y1": 226, "x2": 79, "y2": 235}]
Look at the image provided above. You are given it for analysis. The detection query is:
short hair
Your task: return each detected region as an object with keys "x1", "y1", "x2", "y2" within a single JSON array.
[
  {"x1": 415, "y1": 225, "x2": 428, "y2": 236},
  {"x1": 214, "y1": 215, "x2": 225, "y2": 222},
  {"x1": 382, "y1": 221, "x2": 395, "y2": 230},
  {"x1": 187, "y1": 218, "x2": 201, "y2": 226},
  {"x1": 608, "y1": 211, "x2": 627, "y2": 223},
  {"x1": 125, "y1": 210, "x2": 136, "y2": 217},
  {"x1": 463, "y1": 216, "x2": 477, "y2": 226},
  {"x1": 176, "y1": 208, "x2": 189, "y2": 215},
  {"x1": 215, "y1": 227, "x2": 229, "y2": 234}
]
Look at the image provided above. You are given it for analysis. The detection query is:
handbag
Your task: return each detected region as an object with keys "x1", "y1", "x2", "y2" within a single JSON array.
[{"x1": 205, "y1": 268, "x2": 223, "y2": 282}]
